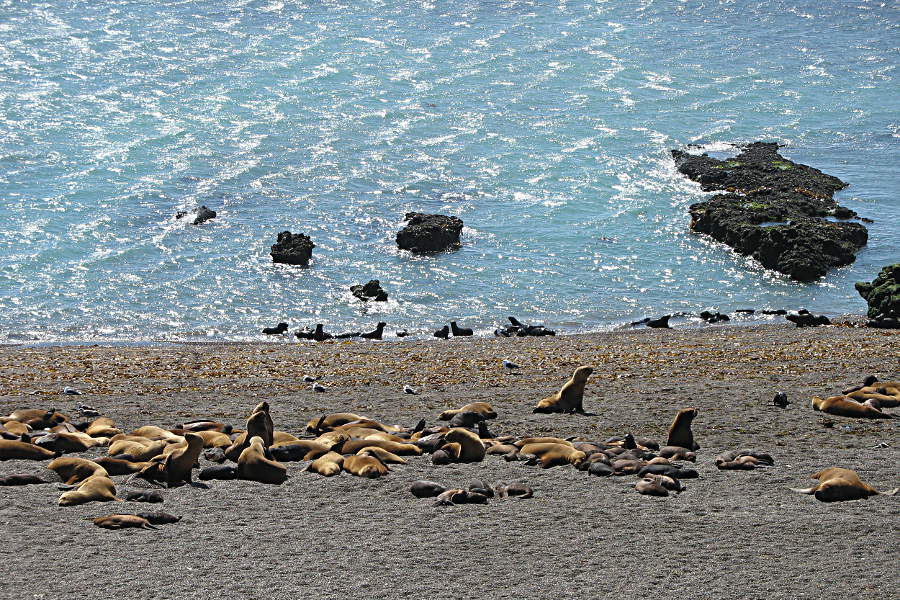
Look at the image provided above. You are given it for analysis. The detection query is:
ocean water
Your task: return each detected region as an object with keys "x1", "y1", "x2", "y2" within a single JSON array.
[{"x1": 0, "y1": 0, "x2": 897, "y2": 342}]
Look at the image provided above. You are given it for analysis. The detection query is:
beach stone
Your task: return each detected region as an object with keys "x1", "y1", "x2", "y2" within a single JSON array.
[
  {"x1": 175, "y1": 205, "x2": 217, "y2": 225},
  {"x1": 672, "y1": 142, "x2": 868, "y2": 281},
  {"x1": 350, "y1": 279, "x2": 388, "y2": 302},
  {"x1": 396, "y1": 212, "x2": 463, "y2": 253},
  {"x1": 855, "y1": 264, "x2": 900, "y2": 320},
  {"x1": 270, "y1": 231, "x2": 315, "y2": 266}
]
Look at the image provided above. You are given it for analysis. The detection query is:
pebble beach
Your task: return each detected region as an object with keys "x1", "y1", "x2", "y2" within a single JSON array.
[{"x1": 1, "y1": 323, "x2": 897, "y2": 599}]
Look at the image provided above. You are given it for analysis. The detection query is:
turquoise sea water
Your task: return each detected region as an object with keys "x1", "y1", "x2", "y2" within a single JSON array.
[{"x1": 0, "y1": 0, "x2": 897, "y2": 342}]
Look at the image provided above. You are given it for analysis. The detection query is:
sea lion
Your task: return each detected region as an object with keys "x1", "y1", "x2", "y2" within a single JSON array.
[
  {"x1": 450, "y1": 321, "x2": 473, "y2": 336},
  {"x1": 138, "y1": 432, "x2": 204, "y2": 486},
  {"x1": 518, "y1": 443, "x2": 585, "y2": 468},
  {"x1": 634, "y1": 476, "x2": 670, "y2": 496},
  {"x1": 262, "y1": 322, "x2": 289, "y2": 335},
  {"x1": 136, "y1": 512, "x2": 182, "y2": 525},
  {"x1": 811, "y1": 396, "x2": 895, "y2": 419},
  {"x1": 236, "y1": 436, "x2": 287, "y2": 484},
  {"x1": 270, "y1": 441, "x2": 332, "y2": 462},
  {"x1": 447, "y1": 411, "x2": 485, "y2": 429},
  {"x1": 433, "y1": 325, "x2": 450, "y2": 339},
  {"x1": 845, "y1": 387, "x2": 900, "y2": 409},
  {"x1": 494, "y1": 482, "x2": 534, "y2": 498},
  {"x1": 438, "y1": 402, "x2": 497, "y2": 421},
  {"x1": 443, "y1": 428, "x2": 486, "y2": 462},
  {"x1": 0, "y1": 440, "x2": 58, "y2": 461},
  {"x1": 93, "y1": 514, "x2": 157, "y2": 530},
  {"x1": 107, "y1": 439, "x2": 169, "y2": 462},
  {"x1": 354, "y1": 446, "x2": 407, "y2": 464},
  {"x1": 190, "y1": 430, "x2": 232, "y2": 449},
  {"x1": 434, "y1": 489, "x2": 488, "y2": 506},
  {"x1": 638, "y1": 464, "x2": 699, "y2": 479},
  {"x1": 306, "y1": 413, "x2": 368, "y2": 433},
  {"x1": 1, "y1": 409, "x2": 67, "y2": 429},
  {"x1": 34, "y1": 432, "x2": 97, "y2": 453},
  {"x1": 790, "y1": 467, "x2": 898, "y2": 502},
  {"x1": 666, "y1": 408, "x2": 700, "y2": 450},
  {"x1": 305, "y1": 451, "x2": 344, "y2": 477},
  {"x1": 58, "y1": 475, "x2": 121, "y2": 506},
  {"x1": 342, "y1": 450, "x2": 389, "y2": 478},
  {"x1": 0, "y1": 474, "x2": 47, "y2": 486},
  {"x1": 85, "y1": 417, "x2": 121, "y2": 438},
  {"x1": 1, "y1": 420, "x2": 29, "y2": 436},
  {"x1": 513, "y1": 437, "x2": 574, "y2": 448},
  {"x1": 410, "y1": 480, "x2": 447, "y2": 498},
  {"x1": 715, "y1": 449, "x2": 774, "y2": 470},
  {"x1": 177, "y1": 420, "x2": 231, "y2": 434},
  {"x1": 658, "y1": 446, "x2": 697, "y2": 461},
  {"x1": 199, "y1": 465, "x2": 237, "y2": 480},
  {"x1": 533, "y1": 366, "x2": 593, "y2": 414},
  {"x1": 128, "y1": 426, "x2": 182, "y2": 441},
  {"x1": 586, "y1": 462, "x2": 614, "y2": 477},
  {"x1": 340, "y1": 438, "x2": 422, "y2": 456},
  {"x1": 48, "y1": 457, "x2": 109, "y2": 484},
  {"x1": 124, "y1": 489, "x2": 164, "y2": 503}
]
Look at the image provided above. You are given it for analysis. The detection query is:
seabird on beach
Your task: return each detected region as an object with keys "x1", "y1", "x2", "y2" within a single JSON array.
[
  {"x1": 773, "y1": 392, "x2": 790, "y2": 408},
  {"x1": 502, "y1": 360, "x2": 520, "y2": 371},
  {"x1": 311, "y1": 382, "x2": 326, "y2": 392},
  {"x1": 77, "y1": 404, "x2": 99, "y2": 418},
  {"x1": 63, "y1": 387, "x2": 82, "y2": 395},
  {"x1": 303, "y1": 375, "x2": 318, "y2": 382},
  {"x1": 403, "y1": 385, "x2": 418, "y2": 395}
]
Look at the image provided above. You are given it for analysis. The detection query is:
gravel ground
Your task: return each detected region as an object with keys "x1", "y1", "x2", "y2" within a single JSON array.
[{"x1": 0, "y1": 323, "x2": 897, "y2": 599}]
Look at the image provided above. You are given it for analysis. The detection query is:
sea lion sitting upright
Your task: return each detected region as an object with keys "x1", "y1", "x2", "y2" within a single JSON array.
[
  {"x1": 811, "y1": 396, "x2": 895, "y2": 419},
  {"x1": 237, "y1": 436, "x2": 287, "y2": 484},
  {"x1": 666, "y1": 408, "x2": 700, "y2": 451},
  {"x1": 533, "y1": 366, "x2": 593, "y2": 414},
  {"x1": 443, "y1": 428, "x2": 486, "y2": 462},
  {"x1": 790, "y1": 467, "x2": 898, "y2": 502},
  {"x1": 137, "y1": 433, "x2": 204, "y2": 486}
]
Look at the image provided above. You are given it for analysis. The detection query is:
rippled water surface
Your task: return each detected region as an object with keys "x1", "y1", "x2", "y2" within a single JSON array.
[{"x1": 1, "y1": 0, "x2": 897, "y2": 341}]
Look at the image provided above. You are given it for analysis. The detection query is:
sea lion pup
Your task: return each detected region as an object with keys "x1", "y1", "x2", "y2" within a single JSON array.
[
  {"x1": 715, "y1": 449, "x2": 774, "y2": 470},
  {"x1": 270, "y1": 441, "x2": 333, "y2": 462},
  {"x1": 518, "y1": 443, "x2": 585, "y2": 468},
  {"x1": 138, "y1": 433, "x2": 204, "y2": 486},
  {"x1": 494, "y1": 481, "x2": 534, "y2": 499},
  {"x1": 410, "y1": 480, "x2": 447, "y2": 498},
  {"x1": 666, "y1": 408, "x2": 700, "y2": 451},
  {"x1": 340, "y1": 438, "x2": 422, "y2": 456},
  {"x1": 58, "y1": 475, "x2": 121, "y2": 506},
  {"x1": 658, "y1": 446, "x2": 697, "y2": 462},
  {"x1": 811, "y1": 396, "x2": 895, "y2": 419},
  {"x1": 93, "y1": 514, "x2": 157, "y2": 530},
  {"x1": 136, "y1": 511, "x2": 182, "y2": 525},
  {"x1": 237, "y1": 436, "x2": 287, "y2": 484},
  {"x1": 1, "y1": 409, "x2": 67, "y2": 429},
  {"x1": 533, "y1": 366, "x2": 594, "y2": 414},
  {"x1": 199, "y1": 465, "x2": 237, "y2": 480},
  {"x1": 634, "y1": 474, "x2": 682, "y2": 497},
  {"x1": 305, "y1": 451, "x2": 344, "y2": 477},
  {"x1": 438, "y1": 402, "x2": 497, "y2": 421},
  {"x1": 0, "y1": 439, "x2": 59, "y2": 461},
  {"x1": 124, "y1": 489, "x2": 164, "y2": 503},
  {"x1": 790, "y1": 467, "x2": 898, "y2": 502},
  {"x1": 442, "y1": 428, "x2": 486, "y2": 462},
  {"x1": 48, "y1": 457, "x2": 109, "y2": 484},
  {"x1": 85, "y1": 417, "x2": 121, "y2": 438},
  {"x1": 0, "y1": 474, "x2": 47, "y2": 486},
  {"x1": 342, "y1": 449, "x2": 389, "y2": 478}
]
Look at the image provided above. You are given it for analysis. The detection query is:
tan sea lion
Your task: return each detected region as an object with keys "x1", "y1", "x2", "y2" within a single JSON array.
[
  {"x1": 340, "y1": 438, "x2": 422, "y2": 456},
  {"x1": 342, "y1": 450, "x2": 389, "y2": 478},
  {"x1": 634, "y1": 476, "x2": 671, "y2": 497},
  {"x1": 34, "y1": 431, "x2": 98, "y2": 453},
  {"x1": 845, "y1": 388, "x2": 900, "y2": 408},
  {"x1": 513, "y1": 437, "x2": 574, "y2": 448},
  {"x1": 306, "y1": 413, "x2": 368, "y2": 432},
  {"x1": 138, "y1": 433, "x2": 204, "y2": 486},
  {"x1": 518, "y1": 442, "x2": 585, "y2": 468},
  {"x1": 48, "y1": 457, "x2": 109, "y2": 484},
  {"x1": 58, "y1": 475, "x2": 121, "y2": 506},
  {"x1": 790, "y1": 467, "x2": 898, "y2": 502},
  {"x1": 128, "y1": 426, "x2": 182, "y2": 441},
  {"x1": 236, "y1": 436, "x2": 287, "y2": 484},
  {"x1": 86, "y1": 417, "x2": 121, "y2": 438},
  {"x1": 94, "y1": 457, "x2": 151, "y2": 476},
  {"x1": 354, "y1": 446, "x2": 407, "y2": 464},
  {"x1": 438, "y1": 402, "x2": 498, "y2": 421},
  {"x1": 107, "y1": 439, "x2": 169, "y2": 462},
  {"x1": 533, "y1": 366, "x2": 593, "y2": 414},
  {"x1": 658, "y1": 446, "x2": 697, "y2": 461},
  {"x1": 0, "y1": 440, "x2": 58, "y2": 461},
  {"x1": 443, "y1": 428, "x2": 486, "y2": 462},
  {"x1": 811, "y1": 396, "x2": 895, "y2": 419},
  {"x1": 190, "y1": 429, "x2": 232, "y2": 448},
  {"x1": 1, "y1": 409, "x2": 67, "y2": 429},
  {"x1": 1, "y1": 420, "x2": 30, "y2": 436},
  {"x1": 666, "y1": 408, "x2": 700, "y2": 450},
  {"x1": 93, "y1": 514, "x2": 157, "y2": 530},
  {"x1": 305, "y1": 451, "x2": 344, "y2": 477}
]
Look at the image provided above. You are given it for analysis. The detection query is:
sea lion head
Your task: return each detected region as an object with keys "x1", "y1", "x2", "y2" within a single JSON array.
[{"x1": 573, "y1": 366, "x2": 594, "y2": 381}]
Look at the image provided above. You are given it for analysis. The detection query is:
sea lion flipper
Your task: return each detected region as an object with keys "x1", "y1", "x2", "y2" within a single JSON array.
[{"x1": 789, "y1": 487, "x2": 817, "y2": 495}]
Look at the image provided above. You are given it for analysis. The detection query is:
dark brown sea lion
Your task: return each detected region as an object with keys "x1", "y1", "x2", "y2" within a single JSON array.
[
  {"x1": 410, "y1": 480, "x2": 447, "y2": 498},
  {"x1": 198, "y1": 465, "x2": 237, "y2": 480},
  {"x1": 0, "y1": 474, "x2": 47, "y2": 486},
  {"x1": 811, "y1": 395, "x2": 895, "y2": 419},
  {"x1": 1, "y1": 409, "x2": 67, "y2": 429},
  {"x1": 666, "y1": 408, "x2": 700, "y2": 450},
  {"x1": 533, "y1": 366, "x2": 593, "y2": 414},
  {"x1": 790, "y1": 467, "x2": 898, "y2": 502},
  {"x1": 136, "y1": 512, "x2": 182, "y2": 525},
  {"x1": 493, "y1": 482, "x2": 534, "y2": 498},
  {"x1": 124, "y1": 489, "x2": 164, "y2": 503}
]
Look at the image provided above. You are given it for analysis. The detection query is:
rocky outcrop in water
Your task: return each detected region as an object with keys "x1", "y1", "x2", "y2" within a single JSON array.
[
  {"x1": 270, "y1": 231, "x2": 315, "y2": 266},
  {"x1": 856, "y1": 264, "x2": 900, "y2": 328},
  {"x1": 396, "y1": 212, "x2": 463, "y2": 253},
  {"x1": 671, "y1": 142, "x2": 868, "y2": 281},
  {"x1": 351, "y1": 280, "x2": 388, "y2": 302},
  {"x1": 176, "y1": 205, "x2": 217, "y2": 225}
]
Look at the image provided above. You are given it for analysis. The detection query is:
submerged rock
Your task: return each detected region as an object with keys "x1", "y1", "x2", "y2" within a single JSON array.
[
  {"x1": 672, "y1": 142, "x2": 868, "y2": 281},
  {"x1": 855, "y1": 264, "x2": 900, "y2": 322},
  {"x1": 270, "y1": 231, "x2": 315, "y2": 266},
  {"x1": 175, "y1": 205, "x2": 217, "y2": 225},
  {"x1": 396, "y1": 212, "x2": 463, "y2": 253},
  {"x1": 350, "y1": 280, "x2": 388, "y2": 302}
]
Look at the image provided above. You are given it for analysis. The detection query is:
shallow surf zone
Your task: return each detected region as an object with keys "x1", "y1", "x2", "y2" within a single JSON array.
[{"x1": 0, "y1": 1, "x2": 897, "y2": 343}]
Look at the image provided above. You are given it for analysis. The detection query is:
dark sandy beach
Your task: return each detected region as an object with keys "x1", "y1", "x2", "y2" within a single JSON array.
[{"x1": 1, "y1": 323, "x2": 897, "y2": 599}]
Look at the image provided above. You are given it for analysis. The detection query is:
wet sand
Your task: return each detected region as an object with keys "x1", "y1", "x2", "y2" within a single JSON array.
[{"x1": 1, "y1": 323, "x2": 897, "y2": 599}]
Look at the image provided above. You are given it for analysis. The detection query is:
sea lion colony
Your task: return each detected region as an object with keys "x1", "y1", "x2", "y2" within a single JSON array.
[{"x1": 0, "y1": 369, "x2": 896, "y2": 527}]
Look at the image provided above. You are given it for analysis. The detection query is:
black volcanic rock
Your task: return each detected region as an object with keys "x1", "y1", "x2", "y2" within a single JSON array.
[
  {"x1": 672, "y1": 142, "x2": 868, "y2": 281},
  {"x1": 270, "y1": 231, "x2": 315, "y2": 266},
  {"x1": 855, "y1": 264, "x2": 900, "y2": 321},
  {"x1": 175, "y1": 205, "x2": 217, "y2": 225},
  {"x1": 396, "y1": 212, "x2": 463, "y2": 253},
  {"x1": 350, "y1": 280, "x2": 388, "y2": 302}
]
